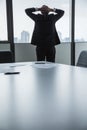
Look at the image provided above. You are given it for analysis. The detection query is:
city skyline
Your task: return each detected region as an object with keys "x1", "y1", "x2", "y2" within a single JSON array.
[
  {"x1": 14, "y1": 30, "x2": 85, "y2": 43},
  {"x1": 13, "y1": 0, "x2": 87, "y2": 42},
  {"x1": 0, "y1": 0, "x2": 87, "y2": 42}
]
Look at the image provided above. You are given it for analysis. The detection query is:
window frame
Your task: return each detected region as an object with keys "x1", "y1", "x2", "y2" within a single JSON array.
[
  {"x1": 0, "y1": 0, "x2": 78, "y2": 65},
  {"x1": 0, "y1": 0, "x2": 15, "y2": 62}
]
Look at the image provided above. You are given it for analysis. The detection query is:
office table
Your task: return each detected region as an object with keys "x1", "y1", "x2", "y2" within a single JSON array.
[{"x1": 0, "y1": 62, "x2": 87, "y2": 130}]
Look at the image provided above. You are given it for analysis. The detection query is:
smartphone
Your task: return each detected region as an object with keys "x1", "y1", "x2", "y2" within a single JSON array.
[{"x1": 4, "y1": 72, "x2": 20, "y2": 75}]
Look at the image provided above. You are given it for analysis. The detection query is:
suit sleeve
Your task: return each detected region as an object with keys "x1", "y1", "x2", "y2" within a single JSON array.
[
  {"x1": 53, "y1": 9, "x2": 64, "y2": 22},
  {"x1": 25, "y1": 8, "x2": 37, "y2": 21}
]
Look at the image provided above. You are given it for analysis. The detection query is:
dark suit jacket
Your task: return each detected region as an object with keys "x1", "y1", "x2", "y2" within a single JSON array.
[{"x1": 25, "y1": 8, "x2": 64, "y2": 47}]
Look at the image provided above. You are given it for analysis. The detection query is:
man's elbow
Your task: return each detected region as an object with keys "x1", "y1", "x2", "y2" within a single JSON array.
[
  {"x1": 62, "y1": 10, "x2": 65, "y2": 16},
  {"x1": 25, "y1": 8, "x2": 29, "y2": 15}
]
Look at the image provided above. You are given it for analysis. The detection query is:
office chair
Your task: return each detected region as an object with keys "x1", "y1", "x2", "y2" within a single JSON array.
[
  {"x1": 76, "y1": 51, "x2": 87, "y2": 67},
  {"x1": 0, "y1": 51, "x2": 13, "y2": 63}
]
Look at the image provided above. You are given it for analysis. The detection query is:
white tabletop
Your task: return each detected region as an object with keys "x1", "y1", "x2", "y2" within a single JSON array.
[{"x1": 0, "y1": 61, "x2": 87, "y2": 130}]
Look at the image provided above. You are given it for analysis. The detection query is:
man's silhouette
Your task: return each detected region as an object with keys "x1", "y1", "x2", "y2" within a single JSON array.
[{"x1": 25, "y1": 5, "x2": 64, "y2": 62}]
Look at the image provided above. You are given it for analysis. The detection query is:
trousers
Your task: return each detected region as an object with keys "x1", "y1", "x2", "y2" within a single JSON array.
[{"x1": 36, "y1": 46, "x2": 56, "y2": 62}]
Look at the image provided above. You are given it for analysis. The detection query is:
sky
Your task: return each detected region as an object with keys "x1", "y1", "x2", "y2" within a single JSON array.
[
  {"x1": 13, "y1": 0, "x2": 69, "y2": 41},
  {"x1": 0, "y1": 0, "x2": 87, "y2": 42},
  {"x1": 0, "y1": 0, "x2": 7, "y2": 40}
]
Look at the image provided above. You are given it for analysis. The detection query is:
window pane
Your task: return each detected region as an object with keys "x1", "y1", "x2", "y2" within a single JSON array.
[
  {"x1": 13, "y1": 0, "x2": 70, "y2": 43},
  {"x1": 0, "y1": 0, "x2": 7, "y2": 41},
  {"x1": 75, "y1": 0, "x2": 87, "y2": 42}
]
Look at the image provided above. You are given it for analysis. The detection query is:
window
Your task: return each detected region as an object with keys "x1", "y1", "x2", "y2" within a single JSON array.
[
  {"x1": 13, "y1": 0, "x2": 70, "y2": 43},
  {"x1": 75, "y1": 0, "x2": 87, "y2": 42},
  {"x1": 0, "y1": 0, "x2": 8, "y2": 41}
]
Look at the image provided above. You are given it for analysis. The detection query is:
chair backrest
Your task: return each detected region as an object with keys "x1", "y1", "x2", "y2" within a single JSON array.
[
  {"x1": 0, "y1": 51, "x2": 13, "y2": 63},
  {"x1": 76, "y1": 51, "x2": 87, "y2": 67}
]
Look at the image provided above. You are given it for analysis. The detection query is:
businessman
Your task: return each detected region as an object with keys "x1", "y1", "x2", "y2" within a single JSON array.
[{"x1": 25, "y1": 5, "x2": 64, "y2": 62}]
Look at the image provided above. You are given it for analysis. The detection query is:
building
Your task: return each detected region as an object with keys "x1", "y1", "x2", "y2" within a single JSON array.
[{"x1": 21, "y1": 31, "x2": 29, "y2": 43}]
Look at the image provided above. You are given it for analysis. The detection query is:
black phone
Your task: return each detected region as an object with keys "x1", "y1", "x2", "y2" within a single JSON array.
[{"x1": 4, "y1": 72, "x2": 20, "y2": 75}]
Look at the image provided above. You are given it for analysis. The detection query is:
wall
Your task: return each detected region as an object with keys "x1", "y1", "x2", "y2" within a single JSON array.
[
  {"x1": 0, "y1": 43, "x2": 87, "y2": 65},
  {"x1": 15, "y1": 43, "x2": 71, "y2": 64},
  {"x1": 0, "y1": 44, "x2": 10, "y2": 50}
]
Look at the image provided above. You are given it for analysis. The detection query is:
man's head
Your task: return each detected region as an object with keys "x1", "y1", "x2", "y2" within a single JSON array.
[{"x1": 40, "y1": 5, "x2": 49, "y2": 15}]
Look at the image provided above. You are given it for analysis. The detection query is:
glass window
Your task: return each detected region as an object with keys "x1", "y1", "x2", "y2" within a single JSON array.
[
  {"x1": 13, "y1": 0, "x2": 70, "y2": 43},
  {"x1": 75, "y1": 0, "x2": 87, "y2": 42},
  {"x1": 0, "y1": 0, "x2": 7, "y2": 41}
]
